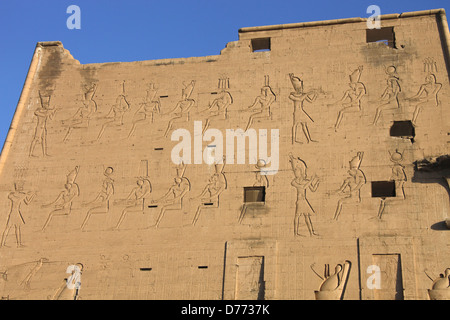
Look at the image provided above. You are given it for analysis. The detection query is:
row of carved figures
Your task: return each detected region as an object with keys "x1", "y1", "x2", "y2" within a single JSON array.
[
  {"x1": 28, "y1": 60, "x2": 442, "y2": 157},
  {"x1": 0, "y1": 257, "x2": 448, "y2": 300},
  {"x1": 1, "y1": 148, "x2": 407, "y2": 248}
]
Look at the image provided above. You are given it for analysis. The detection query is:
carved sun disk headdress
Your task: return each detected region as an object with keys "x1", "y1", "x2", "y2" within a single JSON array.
[{"x1": 390, "y1": 150, "x2": 403, "y2": 163}]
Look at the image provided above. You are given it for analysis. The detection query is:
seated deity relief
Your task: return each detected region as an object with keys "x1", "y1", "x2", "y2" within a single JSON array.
[
  {"x1": 333, "y1": 152, "x2": 366, "y2": 221},
  {"x1": 63, "y1": 83, "x2": 98, "y2": 142},
  {"x1": 245, "y1": 75, "x2": 276, "y2": 131},
  {"x1": 331, "y1": 66, "x2": 366, "y2": 131}
]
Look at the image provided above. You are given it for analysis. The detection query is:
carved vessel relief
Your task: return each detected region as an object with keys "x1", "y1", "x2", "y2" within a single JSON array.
[
  {"x1": 425, "y1": 268, "x2": 450, "y2": 300},
  {"x1": 311, "y1": 260, "x2": 351, "y2": 300}
]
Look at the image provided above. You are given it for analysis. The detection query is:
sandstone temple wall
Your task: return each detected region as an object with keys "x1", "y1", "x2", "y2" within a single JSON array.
[{"x1": 0, "y1": 9, "x2": 449, "y2": 300}]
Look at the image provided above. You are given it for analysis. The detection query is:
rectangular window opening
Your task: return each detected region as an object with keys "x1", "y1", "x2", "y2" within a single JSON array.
[
  {"x1": 371, "y1": 181, "x2": 396, "y2": 198},
  {"x1": 390, "y1": 121, "x2": 415, "y2": 139},
  {"x1": 251, "y1": 37, "x2": 271, "y2": 52},
  {"x1": 198, "y1": 266, "x2": 208, "y2": 269},
  {"x1": 366, "y1": 27, "x2": 396, "y2": 48},
  {"x1": 244, "y1": 186, "x2": 266, "y2": 203},
  {"x1": 154, "y1": 147, "x2": 164, "y2": 151}
]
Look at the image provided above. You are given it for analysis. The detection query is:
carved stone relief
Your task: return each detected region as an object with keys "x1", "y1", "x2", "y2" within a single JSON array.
[
  {"x1": 244, "y1": 75, "x2": 276, "y2": 131},
  {"x1": 114, "y1": 161, "x2": 152, "y2": 230},
  {"x1": 49, "y1": 263, "x2": 83, "y2": 300},
  {"x1": 426, "y1": 268, "x2": 450, "y2": 300},
  {"x1": 372, "y1": 66, "x2": 401, "y2": 125},
  {"x1": 235, "y1": 256, "x2": 265, "y2": 300},
  {"x1": 1, "y1": 182, "x2": 36, "y2": 247},
  {"x1": 163, "y1": 80, "x2": 196, "y2": 138},
  {"x1": 152, "y1": 162, "x2": 191, "y2": 227},
  {"x1": 127, "y1": 83, "x2": 160, "y2": 138},
  {"x1": 333, "y1": 152, "x2": 366, "y2": 220},
  {"x1": 376, "y1": 150, "x2": 407, "y2": 219},
  {"x1": 80, "y1": 167, "x2": 114, "y2": 230},
  {"x1": 29, "y1": 91, "x2": 57, "y2": 157},
  {"x1": 42, "y1": 166, "x2": 80, "y2": 231},
  {"x1": 408, "y1": 73, "x2": 442, "y2": 126},
  {"x1": 191, "y1": 157, "x2": 227, "y2": 226},
  {"x1": 63, "y1": 83, "x2": 98, "y2": 141},
  {"x1": 96, "y1": 81, "x2": 130, "y2": 141},
  {"x1": 238, "y1": 159, "x2": 269, "y2": 224},
  {"x1": 201, "y1": 77, "x2": 233, "y2": 134},
  {"x1": 289, "y1": 153, "x2": 319, "y2": 237},
  {"x1": 332, "y1": 66, "x2": 366, "y2": 131},
  {"x1": 311, "y1": 260, "x2": 351, "y2": 300},
  {"x1": 289, "y1": 73, "x2": 319, "y2": 144}
]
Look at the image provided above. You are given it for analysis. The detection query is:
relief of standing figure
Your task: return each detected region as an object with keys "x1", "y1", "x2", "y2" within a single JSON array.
[{"x1": 289, "y1": 153, "x2": 320, "y2": 237}]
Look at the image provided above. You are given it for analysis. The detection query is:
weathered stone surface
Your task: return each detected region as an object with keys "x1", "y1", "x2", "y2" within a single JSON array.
[{"x1": 0, "y1": 9, "x2": 449, "y2": 300}]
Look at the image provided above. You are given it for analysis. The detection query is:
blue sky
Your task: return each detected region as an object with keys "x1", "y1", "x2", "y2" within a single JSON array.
[{"x1": 0, "y1": 0, "x2": 449, "y2": 151}]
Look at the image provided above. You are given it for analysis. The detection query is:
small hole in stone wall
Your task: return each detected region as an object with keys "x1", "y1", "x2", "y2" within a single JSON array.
[
  {"x1": 244, "y1": 186, "x2": 266, "y2": 203},
  {"x1": 390, "y1": 121, "x2": 415, "y2": 141},
  {"x1": 140, "y1": 268, "x2": 153, "y2": 271},
  {"x1": 371, "y1": 181, "x2": 396, "y2": 198},
  {"x1": 198, "y1": 266, "x2": 208, "y2": 269}
]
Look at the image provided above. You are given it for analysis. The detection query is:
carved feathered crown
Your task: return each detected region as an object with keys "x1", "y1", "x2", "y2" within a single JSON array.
[
  {"x1": 290, "y1": 74, "x2": 303, "y2": 92},
  {"x1": 349, "y1": 152, "x2": 364, "y2": 169},
  {"x1": 349, "y1": 66, "x2": 363, "y2": 83},
  {"x1": 66, "y1": 166, "x2": 80, "y2": 184}
]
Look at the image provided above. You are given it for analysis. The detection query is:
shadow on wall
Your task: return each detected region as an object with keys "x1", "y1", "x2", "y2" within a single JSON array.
[{"x1": 412, "y1": 155, "x2": 450, "y2": 231}]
